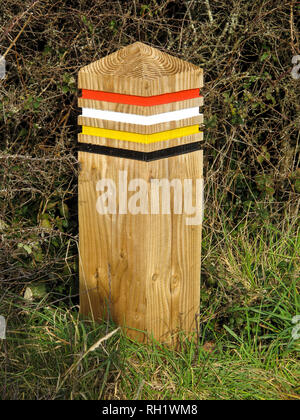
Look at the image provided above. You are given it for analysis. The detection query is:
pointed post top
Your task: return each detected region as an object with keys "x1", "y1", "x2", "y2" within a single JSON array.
[{"x1": 79, "y1": 42, "x2": 203, "y2": 96}]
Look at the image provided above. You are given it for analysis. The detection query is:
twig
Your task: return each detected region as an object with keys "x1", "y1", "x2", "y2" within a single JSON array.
[
  {"x1": 2, "y1": 15, "x2": 32, "y2": 59},
  {"x1": 185, "y1": 1, "x2": 197, "y2": 36},
  {"x1": 289, "y1": 0, "x2": 299, "y2": 55},
  {"x1": 211, "y1": 21, "x2": 229, "y2": 59},
  {"x1": 0, "y1": 0, "x2": 40, "y2": 43},
  {"x1": 204, "y1": 0, "x2": 214, "y2": 24}
]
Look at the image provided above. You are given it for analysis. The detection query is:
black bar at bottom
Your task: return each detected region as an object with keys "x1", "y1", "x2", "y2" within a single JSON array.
[{"x1": 78, "y1": 141, "x2": 202, "y2": 162}]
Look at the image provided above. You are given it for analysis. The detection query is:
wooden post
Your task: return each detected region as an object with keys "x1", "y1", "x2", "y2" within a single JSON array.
[{"x1": 78, "y1": 42, "x2": 203, "y2": 345}]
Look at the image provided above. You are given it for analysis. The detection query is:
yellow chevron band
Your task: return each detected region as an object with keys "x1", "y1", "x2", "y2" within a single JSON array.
[{"x1": 81, "y1": 125, "x2": 200, "y2": 144}]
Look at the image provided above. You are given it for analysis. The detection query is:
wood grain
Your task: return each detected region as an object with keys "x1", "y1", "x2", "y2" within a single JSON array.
[
  {"x1": 78, "y1": 151, "x2": 202, "y2": 343},
  {"x1": 78, "y1": 115, "x2": 203, "y2": 134},
  {"x1": 78, "y1": 132, "x2": 203, "y2": 152},
  {"x1": 78, "y1": 42, "x2": 203, "y2": 95},
  {"x1": 78, "y1": 97, "x2": 204, "y2": 115},
  {"x1": 169, "y1": 152, "x2": 203, "y2": 343}
]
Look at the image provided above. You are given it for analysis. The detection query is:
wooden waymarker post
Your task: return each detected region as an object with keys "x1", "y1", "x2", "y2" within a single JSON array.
[{"x1": 78, "y1": 42, "x2": 204, "y2": 345}]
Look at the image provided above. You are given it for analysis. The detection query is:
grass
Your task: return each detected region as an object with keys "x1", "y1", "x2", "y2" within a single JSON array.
[{"x1": 1, "y1": 213, "x2": 299, "y2": 400}]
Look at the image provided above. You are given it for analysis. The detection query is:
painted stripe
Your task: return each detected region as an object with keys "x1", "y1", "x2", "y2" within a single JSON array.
[
  {"x1": 78, "y1": 97, "x2": 203, "y2": 115},
  {"x1": 78, "y1": 141, "x2": 202, "y2": 162},
  {"x1": 81, "y1": 88, "x2": 200, "y2": 106},
  {"x1": 81, "y1": 107, "x2": 201, "y2": 125},
  {"x1": 78, "y1": 132, "x2": 203, "y2": 153},
  {"x1": 78, "y1": 115, "x2": 203, "y2": 135},
  {"x1": 81, "y1": 125, "x2": 200, "y2": 144}
]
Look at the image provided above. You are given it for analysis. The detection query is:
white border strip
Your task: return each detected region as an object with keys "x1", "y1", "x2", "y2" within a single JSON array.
[{"x1": 81, "y1": 107, "x2": 201, "y2": 125}]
